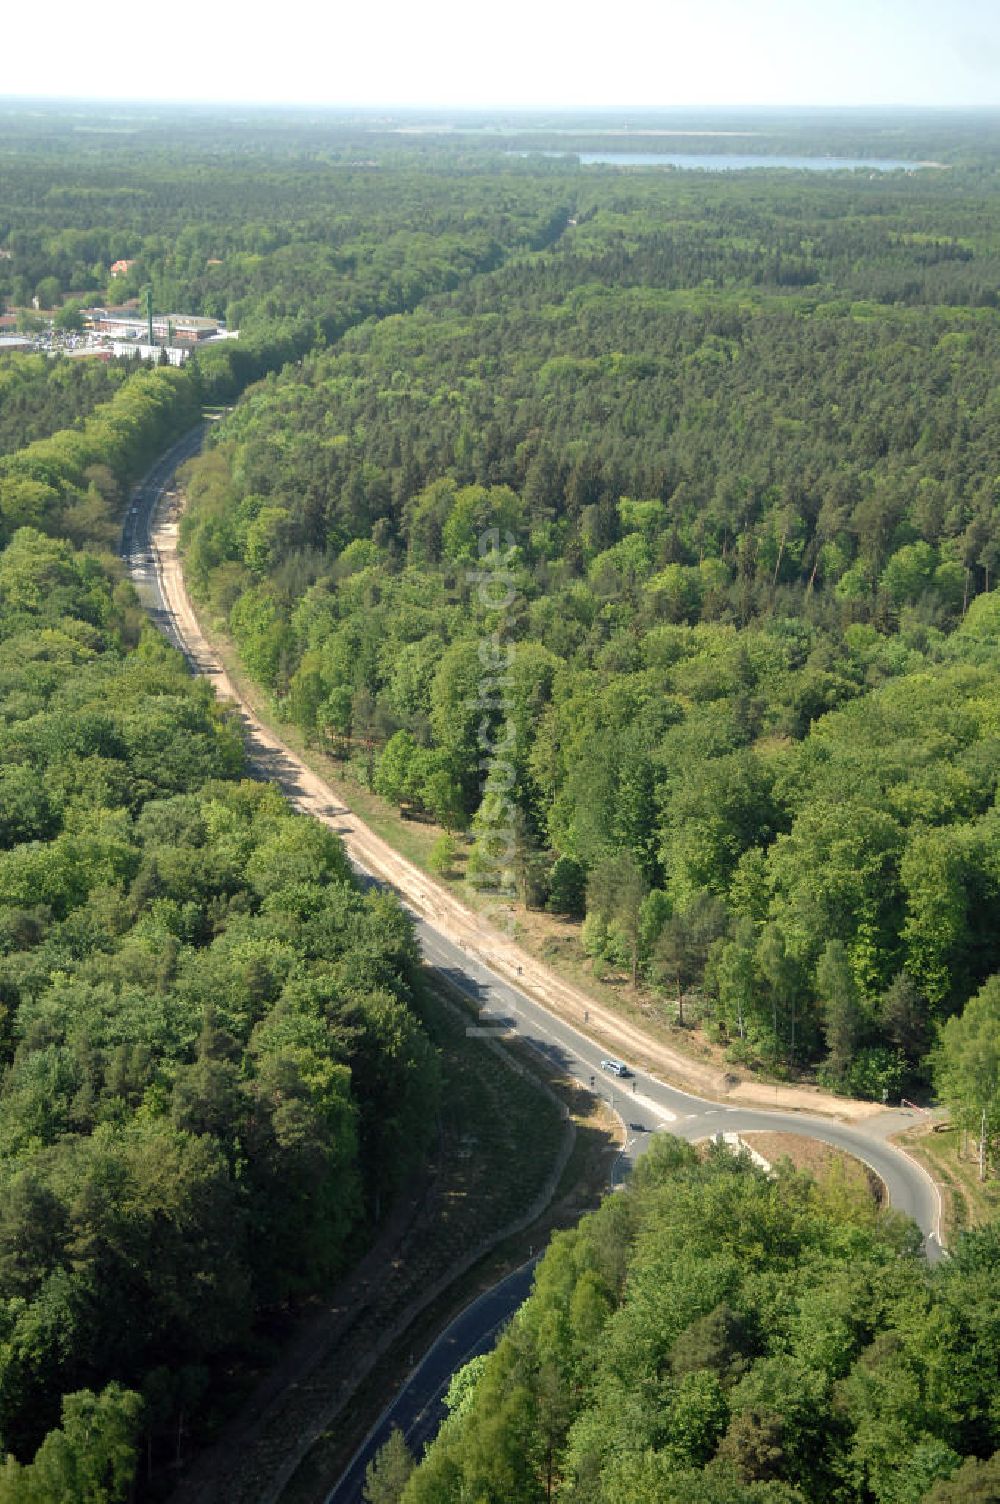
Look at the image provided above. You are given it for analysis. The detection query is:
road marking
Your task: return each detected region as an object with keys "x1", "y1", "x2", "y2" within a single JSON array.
[
  {"x1": 616, "y1": 1089, "x2": 675, "y2": 1123},
  {"x1": 136, "y1": 435, "x2": 946, "y2": 1262},
  {"x1": 323, "y1": 1258, "x2": 538, "y2": 1504}
]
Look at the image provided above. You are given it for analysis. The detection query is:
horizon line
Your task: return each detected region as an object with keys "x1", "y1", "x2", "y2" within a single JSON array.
[{"x1": 2, "y1": 96, "x2": 999, "y2": 115}]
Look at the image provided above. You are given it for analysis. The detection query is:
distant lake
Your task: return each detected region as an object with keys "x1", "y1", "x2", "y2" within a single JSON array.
[{"x1": 511, "y1": 150, "x2": 931, "y2": 172}]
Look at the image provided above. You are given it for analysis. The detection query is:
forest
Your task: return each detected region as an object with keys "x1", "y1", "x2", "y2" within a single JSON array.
[
  {"x1": 0, "y1": 114, "x2": 572, "y2": 399},
  {"x1": 0, "y1": 274, "x2": 442, "y2": 1497},
  {"x1": 2, "y1": 107, "x2": 1000, "y2": 1502},
  {"x1": 0, "y1": 507, "x2": 440, "y2": 1496},
  {"x1": 0, "y1": 355, "x2": 134, "y2": 461},
  {"x1": 0, "y1": 364, "x2": 203, "y2": 553},
  {"x1": 177, "y1": 162, "x2": 1000, "y2": 1102},
  {"x1": 393, "y1": 1135, "x2": 1000, "y2": 1504},
  {"x1": 0, "y1": 127, "x2": 600, "y2": 1495}
]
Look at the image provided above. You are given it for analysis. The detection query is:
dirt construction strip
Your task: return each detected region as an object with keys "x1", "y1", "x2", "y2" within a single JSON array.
[{"x1": 152, "y1": 492, "x2": 884, "y2": 1126}]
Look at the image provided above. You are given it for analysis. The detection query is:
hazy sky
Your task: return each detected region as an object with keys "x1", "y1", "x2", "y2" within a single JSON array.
[{"x1": 4, "y1": 0, "x2": 998, "y2": 109}]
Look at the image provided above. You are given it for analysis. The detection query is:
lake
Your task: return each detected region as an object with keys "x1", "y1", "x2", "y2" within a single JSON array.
[{"x1": 514, "y1": 150, "x2": 932, "y2": 172}]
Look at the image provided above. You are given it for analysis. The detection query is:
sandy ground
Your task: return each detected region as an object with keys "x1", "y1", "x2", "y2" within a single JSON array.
[
  {"x1": 741, "y1": 1131, "x2": 887, "y2": 1202},
  {"x1": 152, "y1": 498, "x2": 885, "y2": 1125}
]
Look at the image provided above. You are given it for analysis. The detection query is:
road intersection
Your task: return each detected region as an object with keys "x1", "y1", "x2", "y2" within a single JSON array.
[
  {"x1": 122, "y1": 430, "x2": 946, "y2": 1502},
  {"x1": 121, "y1": 429, "x2": 943, "y2": 1261}
]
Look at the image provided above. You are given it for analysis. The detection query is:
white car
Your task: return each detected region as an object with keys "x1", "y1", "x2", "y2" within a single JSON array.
[{"x1": 601, "y1": 1058, "x2": 630, "y2": 1078}]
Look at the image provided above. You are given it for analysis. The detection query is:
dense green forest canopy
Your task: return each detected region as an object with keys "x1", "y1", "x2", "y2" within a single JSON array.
[
  {"x1": 0, "y1": 354, "x2": 135, "y2": 459},
  {"x1": 179, "y1": 158, "x2": 1000, "y2": 1099},
  {"x1": 0, "y1": 311, "x2": 441, "y2": 1498},
  {"x1": 0, "y1": 363, "x2": 203, "y2": 552},
  {"x1": 0, "y1": 112, "x2": 574, "y2": 395},
  {"x1": 398, "y1": 1136, "x2": 1000, "y2": 1504},
  {"x1": 0, "y1": 532, "x2": 440, "y2": 1492},
  {"x1": 2, "y1": 105, "x2": 1000, "y2": 1499}
]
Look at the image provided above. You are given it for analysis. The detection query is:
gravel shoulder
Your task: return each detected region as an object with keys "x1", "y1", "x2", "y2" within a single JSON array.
[{"x1": 152, "y1": 493, "x2": 885, "y2": 1127}]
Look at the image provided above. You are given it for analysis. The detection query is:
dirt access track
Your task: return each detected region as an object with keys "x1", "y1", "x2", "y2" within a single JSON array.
[{"x1": 152, "y1": 488, "x2": 884, "y2": 1127}]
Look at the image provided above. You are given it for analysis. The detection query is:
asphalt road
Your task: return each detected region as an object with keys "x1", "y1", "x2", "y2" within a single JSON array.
[
  {"x1": 120, "y1": 424, "x2": 206, "y2": 651},
  {"x1": 123, "y1": 430, "x2": 945, "y2": 1500},
  {"x1": 323, "y1": 1258, "x2": 538, "y2": 1504}
]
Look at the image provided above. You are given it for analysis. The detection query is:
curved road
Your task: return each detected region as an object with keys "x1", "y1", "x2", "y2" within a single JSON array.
[
  {"x1": 122, "y1": 431, "x2": 945, "y2": 1500},
  {"x1": 324, "y1": 1258, "x2": 539, "y2": 1504}
]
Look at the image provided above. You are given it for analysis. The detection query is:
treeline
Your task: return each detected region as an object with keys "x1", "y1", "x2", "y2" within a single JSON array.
[
  {"x1": 0, "y1": 363, "x2": 201, "y2": 550},
  {"x1": 0, "y1": 116, "x2": 573, "y2": 406},
  {"x1": 562, "y1": 172, "x2": 1000, "y2": 306},
  {"x1": 196, "y1": 294, "x2": 1000, "y2": 620},
  {"x1": 178, "y1": 169, "x2": 1000, "y2": 1097},
  {"x1": 363, "y1": 105, "x2": 1000, "y2": 168},
  {"x1": 4, "y1": 119, "x2": 1000, "y2": 1497},
  {"x1": 0, "y1": 157, "x2": 567, "y2": 330},
  {"x1": 0, "y1": 433, "x2": 440, "y2": 1489},
  {"x1": 396, "y1": 1136, "x2": 1000, "y2": 1504},
  {"x1": 0, "y1": 353, "x2": 132, "y2": 459}
]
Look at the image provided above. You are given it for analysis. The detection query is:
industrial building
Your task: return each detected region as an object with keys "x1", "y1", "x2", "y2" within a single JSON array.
[
  {"x1": 108, "y1": 342, "x2": 188, "y2": 365},
  {"x1": 88, "y1": 308, "x2": 222, "y2": 343}
]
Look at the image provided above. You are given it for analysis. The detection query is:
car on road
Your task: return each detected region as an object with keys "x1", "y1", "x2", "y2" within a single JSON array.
[{"x1": 600, "y1": 1057, "x2": 630, "y2": 1078}]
